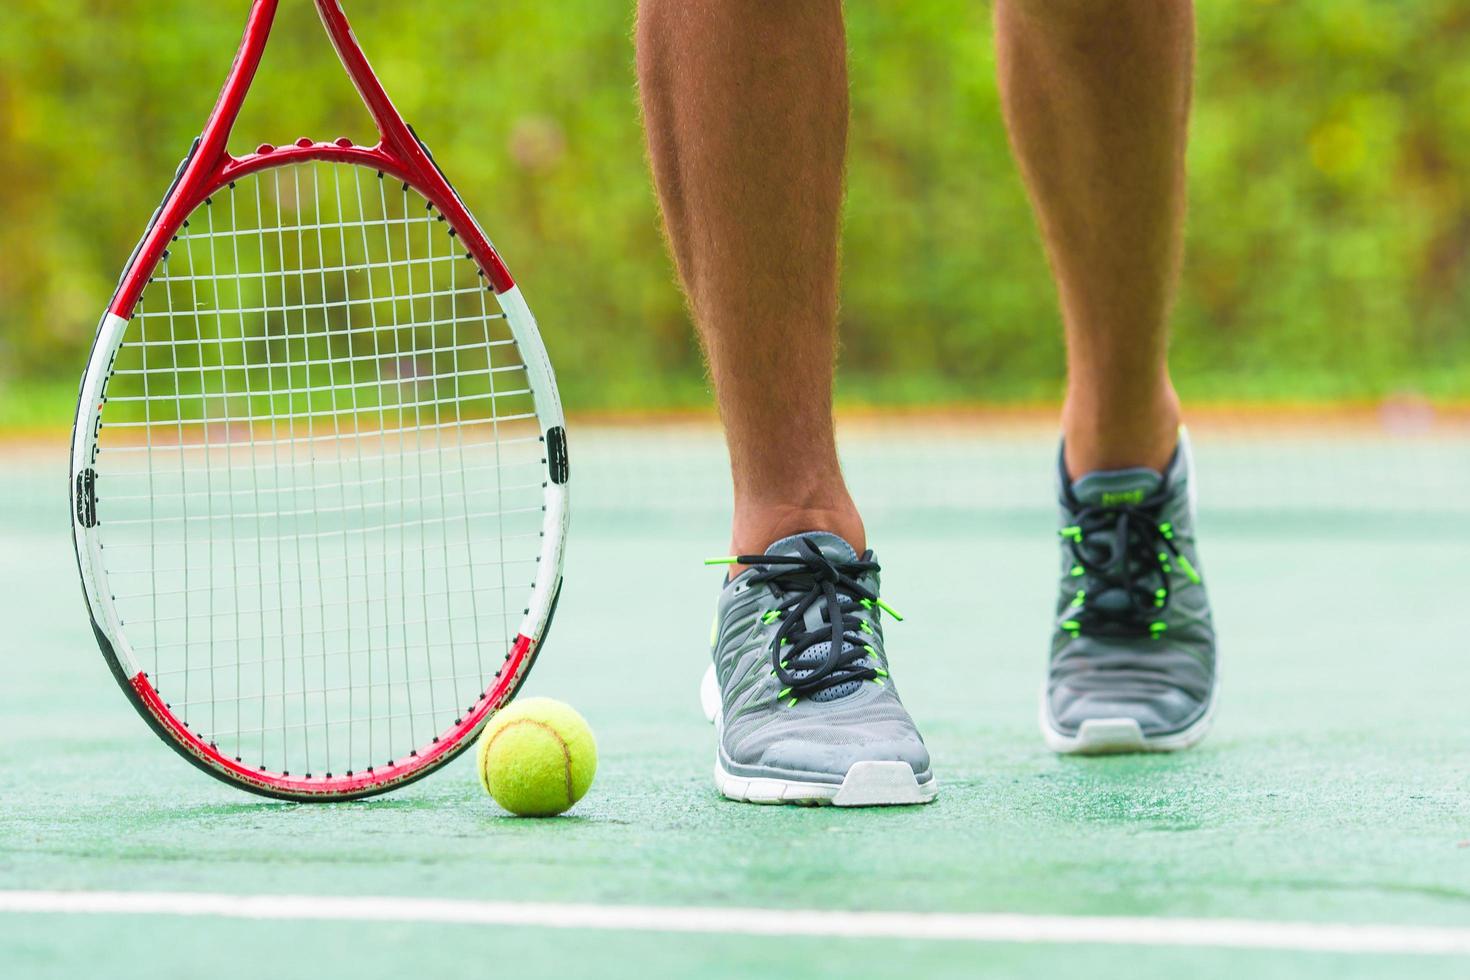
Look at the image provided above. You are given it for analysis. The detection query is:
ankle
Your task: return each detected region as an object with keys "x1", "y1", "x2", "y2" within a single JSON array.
[
  {"x1": 730, "y1": 500, "x2": 867, "y2": 558},
  {"x1": 1062, "y1": 386, "x2": 1182, "y2": 478}
]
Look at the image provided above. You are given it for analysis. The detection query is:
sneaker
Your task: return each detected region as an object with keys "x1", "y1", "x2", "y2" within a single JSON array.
[
  {"x1": 699, "y1": 532, "x2": 937, "y2": 805},
  {"x1": 1041, "y1": 429, "x2": 1218, "y2": 754}
]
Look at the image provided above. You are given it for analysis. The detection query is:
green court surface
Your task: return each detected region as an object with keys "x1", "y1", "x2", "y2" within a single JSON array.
[{"x1": 2, "y1": 421, "x2": 1468, "y2": 979}]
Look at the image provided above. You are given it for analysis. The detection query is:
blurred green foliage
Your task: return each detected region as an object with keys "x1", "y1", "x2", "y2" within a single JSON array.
[{"x1": 1, "y1": 0, "x2": 1466, "y2": 422}]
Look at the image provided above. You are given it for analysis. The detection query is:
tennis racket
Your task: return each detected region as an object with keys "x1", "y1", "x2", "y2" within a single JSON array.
[{"x1": 69, "y1": 0, "x2": 569, "y2": 801}]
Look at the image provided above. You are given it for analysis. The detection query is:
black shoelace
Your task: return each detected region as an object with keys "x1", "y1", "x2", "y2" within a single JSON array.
[
  {"x1": 1061, "y1": 487, "x2": 1199, "y2": 640},
  {"x1": 730, "y1": 537, "x2": 890, "y2": 702}
]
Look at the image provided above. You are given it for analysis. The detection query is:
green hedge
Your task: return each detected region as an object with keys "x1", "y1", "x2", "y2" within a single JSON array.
[{"x1": 1, "y1": 0, "x2": 1466, "y2": 416}]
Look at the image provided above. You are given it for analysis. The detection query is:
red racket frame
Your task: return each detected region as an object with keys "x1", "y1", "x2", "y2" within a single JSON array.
[
  {"x1": 78, "y1": 0, "x2": 564, "y2": 800},
  {"x1": 113, "y1": 0, "x2": 515, "y2": 319}
]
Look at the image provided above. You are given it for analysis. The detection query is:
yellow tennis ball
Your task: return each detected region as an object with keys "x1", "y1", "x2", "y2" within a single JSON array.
[{"x1": 476, "y1": 697, "x2": 597, "y2": 816}]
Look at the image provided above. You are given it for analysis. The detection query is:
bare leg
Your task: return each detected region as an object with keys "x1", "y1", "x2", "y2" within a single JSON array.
[
  {"x1": 636, "y1": 0, "x2": 862, "y2": 555},
  {"x1": 996, "y1": 0, "x2": 1195, "y2": 477}
]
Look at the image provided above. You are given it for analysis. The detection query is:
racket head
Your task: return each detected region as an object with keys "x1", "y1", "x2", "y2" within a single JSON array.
[{"x1": 70, "y1": 12, "x2": 567, "y2": 801}]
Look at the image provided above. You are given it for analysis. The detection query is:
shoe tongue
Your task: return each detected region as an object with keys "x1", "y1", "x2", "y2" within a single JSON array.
[
  {"x1": 762, "y1": 531, "x2": 859, "y2": 563},
  {"x1": 761, "y1": 531, "x2": 867, "y2": 704},
  {"x1": 1070, "y1": 467, "x2": 1162, "y2": 508}
]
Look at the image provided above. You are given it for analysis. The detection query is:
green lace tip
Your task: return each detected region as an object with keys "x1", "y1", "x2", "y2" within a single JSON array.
[
  {"x1": 876, "y1": 598, "x2": 903, "y2": 621},
  {"x1": 1177, "y1": 555, "x2": 1202, "y2": 584},
  {"x1": 703, "y1": 556, "x2": 738, "y2": 565},
  {"x1": 778, "y1": 687, "x2": 792, "y2": 699},
  {"x1": 788, "y1": 697, "x2": 799, "y2": 707}
]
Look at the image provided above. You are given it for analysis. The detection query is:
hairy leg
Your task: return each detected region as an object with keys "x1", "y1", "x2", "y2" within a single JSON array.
[
  {"x1": 995, "y1": 0, "x2": 1195, "y2": 477},
  {"x1": 636, "y1": 0, "x2": 862, "y2": 555}
]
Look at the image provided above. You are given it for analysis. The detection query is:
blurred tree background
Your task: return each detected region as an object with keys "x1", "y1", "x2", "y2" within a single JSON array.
[{"x1": 1, "y1": 0, "x2": 1467, "y2": 426}]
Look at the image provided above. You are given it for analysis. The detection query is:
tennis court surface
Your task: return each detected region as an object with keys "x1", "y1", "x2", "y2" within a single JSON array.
[{"x1": 3, "y1": 413, "x2": 1468, "y2": 978}]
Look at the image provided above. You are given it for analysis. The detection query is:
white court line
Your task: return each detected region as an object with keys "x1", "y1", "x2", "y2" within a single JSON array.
[{"x1": 0, "y1": 891, "x2": 1467, "y2": 956}]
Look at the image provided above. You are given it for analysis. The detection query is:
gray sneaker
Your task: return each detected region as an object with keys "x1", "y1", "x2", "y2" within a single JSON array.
[
  {"x1": 1042, "y1": 429, "x2": 1218, "y2": 754},
  {"x1": 699, "y1": 532, "x2": 937, "y2": 805}
]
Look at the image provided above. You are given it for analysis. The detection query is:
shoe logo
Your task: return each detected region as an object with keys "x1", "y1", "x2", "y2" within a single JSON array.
[{"x1": 1100, "y1": 489, "x2": 1145, "y2": 506}]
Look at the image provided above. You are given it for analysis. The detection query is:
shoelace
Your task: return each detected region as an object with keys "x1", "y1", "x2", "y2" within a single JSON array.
[
  {"x1": 1059, "y1": 487, "x2": 1200, "y2": 640},
  {"x1": 707, "y1": 537, "x2": 901, "y2": 704}
]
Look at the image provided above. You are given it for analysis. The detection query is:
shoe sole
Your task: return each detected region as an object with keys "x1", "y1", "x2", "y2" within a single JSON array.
[
  {"x1": 1038, "y1": 684, "x2": 1218, "y2": 755},
  {"x1": 701, "y1": 665, "x2": 938, "y2": 807},
  {"x1": 714, "y1": 758, "x2": 939, "y2": 806}
]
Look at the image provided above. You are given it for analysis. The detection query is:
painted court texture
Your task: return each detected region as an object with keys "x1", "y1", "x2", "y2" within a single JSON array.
[{"x1": 2, "y1": 420, "x2": 1468, "y2": 978}]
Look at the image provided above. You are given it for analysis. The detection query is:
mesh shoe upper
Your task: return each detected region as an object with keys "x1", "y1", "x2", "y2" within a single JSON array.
[
  {"x1": 1046, "y1": 435, "x2": 1218, "y2": 736},
  {"x1": 711, "y1": 532, "x2": 931, "y2": 782}
]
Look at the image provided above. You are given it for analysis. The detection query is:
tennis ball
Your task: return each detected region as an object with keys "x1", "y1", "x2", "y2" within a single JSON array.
[{"x1": 476, "y1": 697, "x2": 597, "y2": 816}]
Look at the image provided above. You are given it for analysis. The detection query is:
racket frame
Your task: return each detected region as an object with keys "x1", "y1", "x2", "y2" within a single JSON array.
[{"x1": 70, "y1": 0, "x2": 568, "y2": 800}]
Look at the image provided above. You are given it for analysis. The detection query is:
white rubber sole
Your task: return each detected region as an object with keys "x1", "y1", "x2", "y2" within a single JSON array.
[
  {"x1": 701, "y1": 666, "x2": 938, "y2": 807},
  {"x1": 1038, "y1": 686, "x2": 1218, "y2": 755},
  {"x1": 714, "y1": 758, "x2": 938, "y2": 807}
]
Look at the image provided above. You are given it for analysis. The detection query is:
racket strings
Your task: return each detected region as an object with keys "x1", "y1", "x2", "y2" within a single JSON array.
[{"x1": 93, "y1": 161, "x2": 544, "y2": 780}]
